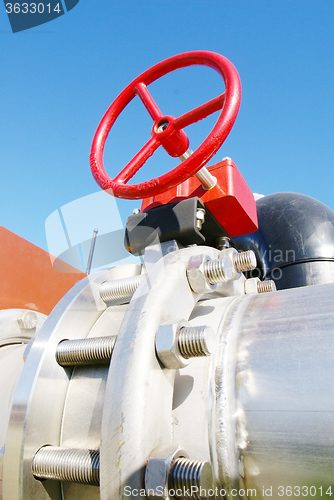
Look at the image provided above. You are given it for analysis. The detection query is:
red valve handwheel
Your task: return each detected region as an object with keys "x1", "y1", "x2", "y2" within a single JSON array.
[{"x1": 90, "y1": 51, "x2": 241, "y2": 200}]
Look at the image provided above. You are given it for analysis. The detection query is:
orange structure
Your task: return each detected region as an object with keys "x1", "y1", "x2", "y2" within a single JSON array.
[{"x1": 0, "y1": 226, "x2": 86, "y2": 315}]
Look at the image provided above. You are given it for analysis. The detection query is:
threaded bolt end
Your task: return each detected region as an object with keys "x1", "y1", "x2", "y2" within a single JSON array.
[
  {"x1": 234, "y1": 250, "x2": 257, "y2": 272},
  {"x1": 257, "y1": 280, "x2": 276, "y2": 293},
  {"x1": 99, "y1": 275, "x2": 143, "y2": 303},
  {"x1": 56, "y1": 336, "x2": 116, "y2": 366},
  {"x1": 196, "y1": 208, "x2": 206, "y2": 231},
  {"x1": 178, "y1": 326, "x2": 214, "y2": 359},
  {"x1": 203, "y1": 258, "x2": 232, "y2": 285},
  {"x1": 170, "y1": 457, "x2": 214, "y2": 499},
  {"x1": 32, "y1": 446, "x2": 99, "y2": 486},
  {"x1": 216, "y1": 236, "x2": 231, "y2": 250}
]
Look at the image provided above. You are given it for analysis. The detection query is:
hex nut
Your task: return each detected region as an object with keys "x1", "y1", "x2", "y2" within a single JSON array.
[
  {"x1": 156, "y1": 322, "x2": 191, "y2": 369},
  {"x1": 17, "y1": 311, "x2": 38, "y2": 330},
  {"x1": 186, "y1": 255, "x2": 216, "y2": 294},
  {"x1": 145, "y1": 443, "x2": 188, "y2": 498},
  {"x1": 219, "y1": 247, "x2": 241, "y2": 281},
  {"x1": 244, "y1": 277, "x2": 260, "y2": 294}
]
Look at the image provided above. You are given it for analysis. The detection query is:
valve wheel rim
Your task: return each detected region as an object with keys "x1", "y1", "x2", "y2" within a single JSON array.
[{"x1": 90, "y1": 50, "x2": 241, "y2": 200}]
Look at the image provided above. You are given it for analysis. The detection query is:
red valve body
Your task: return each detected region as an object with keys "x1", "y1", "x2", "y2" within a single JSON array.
[{"x1": 141, "y1": 158, "x2": 258, "y2": 237}]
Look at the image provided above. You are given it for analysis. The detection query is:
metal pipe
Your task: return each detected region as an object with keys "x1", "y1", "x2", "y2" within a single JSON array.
[{"x1": 213, "y1": 282, "x2": 334, "y2": 494}]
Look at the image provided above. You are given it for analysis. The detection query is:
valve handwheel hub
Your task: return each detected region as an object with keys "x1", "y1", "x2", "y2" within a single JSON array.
[{"x1": 90, "y1": 50, "x2": 241, "y2": 200}]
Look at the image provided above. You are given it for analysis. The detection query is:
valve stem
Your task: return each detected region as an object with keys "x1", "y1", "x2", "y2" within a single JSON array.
[{"x1": 179, "y1": 149, "x2": 217, "y2": 190}]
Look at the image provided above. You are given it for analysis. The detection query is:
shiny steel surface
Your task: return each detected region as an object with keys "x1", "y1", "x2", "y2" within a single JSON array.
[
  {"x1": 3, "y1": 264, "x2": 140, "y2": 500},
  {"x1": 0, "y1": 309, "x2": 46, "y2": 476},
  {"x1": 196, "y1": 207, "x2": 206, "y2": 230},
  {"x1": 3, "y1": 273, "x2": 106, "y2": 500},
  {"x1": 60, "y1": 305, "x2": 128, "y2": 500},
  {"x1": 100, "y1": 245, "x2": 222, "y2": 500},
  {"x1": 2, "y1": 245, "x2": 333, "y2": 500},
  {"x1": 236, "y1": 283, "x2": 334, "y2": 498}
]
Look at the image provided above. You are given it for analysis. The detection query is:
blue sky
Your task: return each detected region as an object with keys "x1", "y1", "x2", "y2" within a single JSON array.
[{"x1": 1, "y1": 1, "x2": 333, "y2": 270}]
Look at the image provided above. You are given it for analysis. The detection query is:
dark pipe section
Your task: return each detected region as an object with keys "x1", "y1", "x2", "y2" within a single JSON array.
[{"x1": 232, "y1": 193, "x2": 334, "y2": 290}]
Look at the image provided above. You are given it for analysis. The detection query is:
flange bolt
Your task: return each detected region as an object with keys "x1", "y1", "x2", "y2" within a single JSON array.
[
  {"x1": 234, "y1": 250, "x2": 257, "y2": 273},
  {"x1": 99, "y1": 275, "x2": 143, "y2": 304},
  {"x1": 170, "y1": 457, "x2": 214, "y2": 499},
  {"x1": 17, "y1": 311, "x2": 38, "y2": 330},
  {"x1": 156, "y1": 323, "x2": 215, "y2": 369},
  {"x1": 204, "y1": 258, "x2": 232, "y2": 285},
  {"x1": 32, "y1": 446, "x2": 99, "y2": 486},
  {"x1": 257, "y1": 279, "x2": 276, "y2": 293},
  {"x1": 187, "y1": 255, "x2": 233, "y2": 293},
  {"x1": 245, "y1": 277, "x2": 277, "y2": 294},
  {"x1": 56, "y1": 336, "x2": 116, "y2": 366},
  {"x1": 178, "y1": 326, "x2": 215, "y2": 359}
]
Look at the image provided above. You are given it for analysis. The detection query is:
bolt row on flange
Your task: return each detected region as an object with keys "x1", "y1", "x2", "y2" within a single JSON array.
[
  {"x1": 32, "y1": 249, "x2": 276, "y2": 497},
  {"x1": 99, "y1": 249, "x2": 275, "y2": 303},
  {"x1": 32, "y1": 444, "x2": 213, "y2": 499}
]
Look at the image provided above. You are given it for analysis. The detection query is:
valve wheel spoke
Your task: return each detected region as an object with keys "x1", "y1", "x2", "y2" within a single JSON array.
[
  {"x1": 174, "y1": 93, "x2": 226, "y2": 130},
  {"x1": 113, "y1": 136, "x2": 160, "y2": 184},
  {"x1": 135, "y1": 82, "x2": 163, "y2": 121}
]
